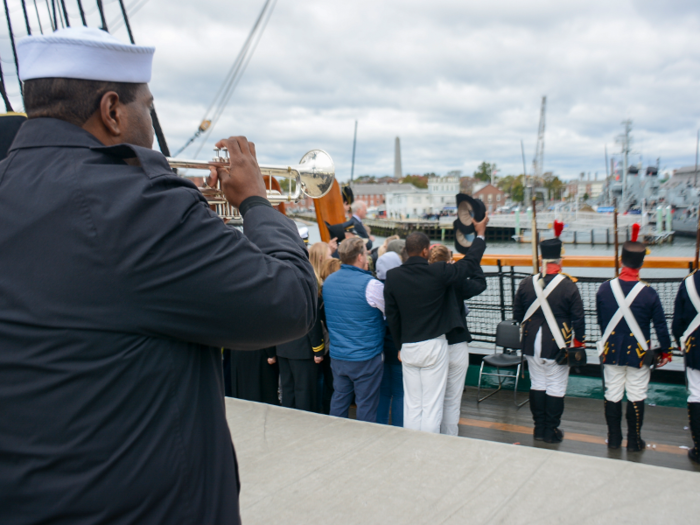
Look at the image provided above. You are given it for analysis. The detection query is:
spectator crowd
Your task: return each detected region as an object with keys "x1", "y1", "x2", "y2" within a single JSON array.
[{"x1": 223, "y1": 212, "x2": 489, "y2": 435}]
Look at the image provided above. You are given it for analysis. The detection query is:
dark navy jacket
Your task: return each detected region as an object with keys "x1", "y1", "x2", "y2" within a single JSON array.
[
  {"x1": 596, "y1": 279, "x2": 671, "y2": 368},
  {"x1": 513, "y1": 273, "x2": 585, "y2": 360},
  {"x1": 672, "y1": 272, "x2": 700, "y2": 370},
  {"x1": 446, "y1": 261, "x2": 487, "y2": 345},
  {"x1": 0, "y1": 118, "x2": 317, "y2": 525}
]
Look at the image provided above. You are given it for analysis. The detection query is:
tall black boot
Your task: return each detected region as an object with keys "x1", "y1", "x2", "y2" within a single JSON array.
[
  {"x1": 530, "y1": 390, "x2": 547, "y2": 441},
  {"x1": 626, "y1": 401, "x2": 646, "y2": 452},
  {"x1": 543, "y1": 395, "x2": 565, "y2": 443},
  {"x1": 688, "y1": 403, "x2": 700, "y2": 463},
  {"x1": 604, "y1": 400, "x2": 623, "y2": 449}
]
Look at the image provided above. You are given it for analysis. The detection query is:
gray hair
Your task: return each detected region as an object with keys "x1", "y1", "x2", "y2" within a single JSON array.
[{"x1": 351, "y1": 200, "x2": 367, "y2": 214}]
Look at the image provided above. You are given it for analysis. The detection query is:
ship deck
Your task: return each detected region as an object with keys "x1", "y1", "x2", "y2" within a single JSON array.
[{"x1": 226, "y1": 396, "x2": 700, "y2": 524}]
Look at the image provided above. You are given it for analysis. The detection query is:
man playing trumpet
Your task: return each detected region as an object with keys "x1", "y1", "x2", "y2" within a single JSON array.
[{"x1": 0, "y1": 27, "x2": 317, "y2": 525}]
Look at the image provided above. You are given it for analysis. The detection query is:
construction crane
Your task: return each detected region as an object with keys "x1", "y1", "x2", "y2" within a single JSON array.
[{"x1": 532, "y1": 96, "x2": 547, "y2": 191}]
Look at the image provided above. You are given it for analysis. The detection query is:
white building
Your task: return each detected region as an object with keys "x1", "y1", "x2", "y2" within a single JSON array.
[{"x1": 385, "y1": 177, "x2": 460, "y2": 218}]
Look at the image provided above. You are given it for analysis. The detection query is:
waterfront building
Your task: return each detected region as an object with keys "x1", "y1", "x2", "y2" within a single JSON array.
[
  {"x1": 385, "y1": 176, "x2": 460, "y2": 218},
  {"x1": 472, "y1": 183, "x2": 506, "y2": 213},
  {"x1": 352, "y1": 183, "x2": 406, "y2": 210}
]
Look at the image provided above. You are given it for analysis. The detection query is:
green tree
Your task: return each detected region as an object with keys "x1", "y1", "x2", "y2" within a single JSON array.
[
  {"x1": 402, "y1": 175, "x2": 428, "y2": 189},
  {"x1": 511, "y1": 182, "x2": 524, "y2": 203},
  {"x1": 583, "y1": 192, "x2": 589, "y2": 201},
  {"x1": 474, "y1": 162, "x2": 496, "y2": 183},
  {"x1": 542, "y1": 172, "x2": 564, "y2": 201}
]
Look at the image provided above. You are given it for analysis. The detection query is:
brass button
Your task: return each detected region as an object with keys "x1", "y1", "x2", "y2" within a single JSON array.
[
  {"x1": 630, "y1": 333, "x2": 634, "y2": 337},
  {"x1": 627, "y1": 351, "x2": 630, "y2": 354},
  {"x1": 628, "y1": 345, "x2": 631, "y2": 349},
  {"x1": 612, "y1": 331, "x2": 615, "y2": 335}
]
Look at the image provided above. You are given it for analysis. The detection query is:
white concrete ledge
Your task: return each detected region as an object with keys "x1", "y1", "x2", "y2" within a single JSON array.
[{"x1": 225, "y1": 398, "x2": 699, "y2": 524}]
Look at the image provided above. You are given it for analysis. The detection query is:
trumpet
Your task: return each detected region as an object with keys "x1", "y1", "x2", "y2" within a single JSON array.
[{"x1": 167, "y1": 149, "x2": 335, "y2": 219}]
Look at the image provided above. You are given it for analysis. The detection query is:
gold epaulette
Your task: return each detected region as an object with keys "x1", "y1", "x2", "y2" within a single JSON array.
[{"x1": 560, "y1": 272, "x2": 578, "y2": 283}]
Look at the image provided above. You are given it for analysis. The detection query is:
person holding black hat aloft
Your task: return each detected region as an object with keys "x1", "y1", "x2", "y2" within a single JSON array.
[
  {"x1": 513, "y1": 222, "x2": 586, "y2": 444},
  {"x1": 596, "y1": 224, "x2": 672, "y2": 451}
]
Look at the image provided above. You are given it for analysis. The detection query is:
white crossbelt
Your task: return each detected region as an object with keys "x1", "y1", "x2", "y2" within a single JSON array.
[
  {"x1": 596, "y1": 279, "x2": 646, "y2": 357},
  {"x1": 680, "y1": 274, "x2": 700, "y2": 350},
  {"x1": 523, "y1": 273, "x2": 567, "y2": 350}
]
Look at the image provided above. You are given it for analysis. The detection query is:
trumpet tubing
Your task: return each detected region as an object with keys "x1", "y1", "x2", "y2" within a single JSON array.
[{"x1": 166, "y1": 149, "x2": 335, "y2": 218}]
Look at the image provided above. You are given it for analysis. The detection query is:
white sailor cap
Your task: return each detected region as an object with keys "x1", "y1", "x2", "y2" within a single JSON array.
[{"x1": 17, "y1": 27, "x2": 155, "y2": 83}]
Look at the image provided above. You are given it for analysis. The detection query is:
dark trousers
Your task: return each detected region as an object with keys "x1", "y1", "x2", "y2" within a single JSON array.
[
  {"x1": 278, "y1": 356, "x2": 318, "y2": 412},
  {"x1": 377, "y1": 362, "x2": 404, "y2": 426},
  {"x1": 330, "y1": 353, "x2": 383, "y2": 422}
]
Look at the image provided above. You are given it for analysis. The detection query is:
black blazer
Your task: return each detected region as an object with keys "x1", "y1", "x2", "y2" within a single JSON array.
[
  {"x1": 384, "y1": 238, "x2": 486, "y2": 346},
  {"x1": 446, "y1": 263, "x2": 487, "y2": 345}
]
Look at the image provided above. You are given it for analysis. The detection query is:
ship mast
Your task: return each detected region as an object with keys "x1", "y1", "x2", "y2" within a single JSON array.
[
  {"x1": 616, "y1": 119, "x2": 633, "y2": 208},
  {"x1": 531, "y1": 96, "x2": 546, "y2": 203}
]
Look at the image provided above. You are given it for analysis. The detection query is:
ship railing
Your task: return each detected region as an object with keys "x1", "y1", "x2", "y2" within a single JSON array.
[{"x1": 458, "y1": 254, "x2": 693, "y2": 358}]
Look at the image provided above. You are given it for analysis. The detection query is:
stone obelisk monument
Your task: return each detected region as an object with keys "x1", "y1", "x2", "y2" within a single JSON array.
[{"x1": 394, "y1": 137, "x2": 402, "y2": 179}]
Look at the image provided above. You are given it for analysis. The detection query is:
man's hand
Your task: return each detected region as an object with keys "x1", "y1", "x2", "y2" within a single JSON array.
[
  {"x1": 474, "y1": 213, "x2": 489, "y2": 237},
  {"x1": 397, "y1": 351, "x2": 401, "y2": 362},
  {"x1": 205, "y1": 136, "x2": 267, "y2": 209},
  {"x1": 267, "y1": 357, "x2": 277, "y2": 365},
  {"x1": 328, "y1": 237, "x2": 338, "y2": 253},
  {"x1": 314, "y1": 355, "x2": 324, "y2": 364}
]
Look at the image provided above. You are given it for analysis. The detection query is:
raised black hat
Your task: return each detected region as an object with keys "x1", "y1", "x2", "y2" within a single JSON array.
[
  {"x1": 341, "y1": 185, "x2": 354, "y2": 206},
  {"x1": 325, "y1": 220, "x2": 357, "y2": 242},
  {"x1": 621, "y1": 224, "x2": 646, "y2": 268},
  {"x1": 628, "y1": 165, "x2": 639, "y2": 175},
  {"x1": 454, "y1": 219, "x2": 476, "y2": 254},
  {"x1": 456, "y1": 193, "x2": 486, "y2": 226}
]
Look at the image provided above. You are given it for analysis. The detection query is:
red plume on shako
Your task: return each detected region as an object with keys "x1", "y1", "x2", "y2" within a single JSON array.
[
  {"x1": 622, "y1": 223, "x2": 647, "y2": 268},
  {"x1": 540, "y1": 221, "x2": 565, "y2": 259}
]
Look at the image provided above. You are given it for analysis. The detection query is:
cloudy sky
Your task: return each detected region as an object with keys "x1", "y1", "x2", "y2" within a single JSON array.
[{"x1": 2, "y1": 0, "x2": 700, "y2": 182}]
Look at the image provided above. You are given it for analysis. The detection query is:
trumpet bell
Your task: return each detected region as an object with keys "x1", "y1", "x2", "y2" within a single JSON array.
[{"x1": 297, "y1": 149, "x2": 334, "y2": 199}]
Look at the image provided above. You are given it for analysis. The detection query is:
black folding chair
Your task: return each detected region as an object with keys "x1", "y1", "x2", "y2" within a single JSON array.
[{"x1": 477, "y1": 319, "x2": 528, "y2": 407}]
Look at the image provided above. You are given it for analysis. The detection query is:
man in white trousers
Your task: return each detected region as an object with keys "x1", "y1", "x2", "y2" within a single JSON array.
[
  {"x1": 384, "y1": 218, "x2": 487, "y2": 433},
  {"x1": 596, "y1": 225, "x2": 672, "y2": 451},
  {"x1": 672, "y1": 269, "x2": 700, "y2": 463},
  {"x1": 427, "y1": 245, "x2": 486, "y2": 436},
  {"x1": 513, "y1": 223, "x2": 586, "y2": 444}
]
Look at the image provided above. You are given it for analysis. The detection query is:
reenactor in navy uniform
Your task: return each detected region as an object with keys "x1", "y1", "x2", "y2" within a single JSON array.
[
  {"x1": 0, "y1": 28, "x2": 317, "y2": 525},
  {"x1": 514, "y1": 222, "x2": 586, "y2": 443},
  {"x1": 672, "y1": 270, "x2": 700, "y2": 463},
  {"x1": 596, "y1": 225, "x2": 672, "y2": 452}
]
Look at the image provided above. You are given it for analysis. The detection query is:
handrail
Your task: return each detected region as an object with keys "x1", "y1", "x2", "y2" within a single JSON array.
[{"x1": 454, "y1": 254, "x2": 694, "y2": 269}]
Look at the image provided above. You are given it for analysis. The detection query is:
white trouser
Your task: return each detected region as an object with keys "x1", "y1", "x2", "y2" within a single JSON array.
[
  {"x1": 440, "y1": 342, "x2": 469, "y2": 436},
  {"x1": 402, "y1": 336, "x2": 449, "y2": 433},
  {"x1": 603, "y1": 365, "x2": 650, "y2": 402},
  {"x1": 688, "y1": 368, "x2": 700, "y2": 403},
  {"x1": 525, "y1": 328, "x2": 569, "y2": 397}
]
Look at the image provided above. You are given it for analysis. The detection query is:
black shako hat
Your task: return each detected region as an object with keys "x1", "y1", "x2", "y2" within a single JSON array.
[
  {"x1": 341, "y1": 185, "x2": 354, "y2": 206},
  {"x1": 325, "y1": 220, "x2": 357, "y2": 242},
  {"x1": 540, "y1": 238, "x2": 563, "y2": 259},
  {"x1": 539, "y1": 221, "x2": 564, "y2": 259},
  {"x1": 621, "y1": 224, "x2": 646, "y2": 268}
]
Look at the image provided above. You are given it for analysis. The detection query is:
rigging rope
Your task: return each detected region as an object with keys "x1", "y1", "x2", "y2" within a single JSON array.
[
  {"x1": 33, "y1": 0, "x2": 43, "y2": 33},
  {"x1": 59, "y1": 0, "x2": 69, "y2": 26},
  {"x1": 116, "y1": 0, "x2": 133, "y2": 42},
  {"x1": 20, "y1": 0, "x2": 31, "y2": 34},
  {"x1": 0, "y1": 51, "x2": 14, "y2": 111},
  {"x1": 75, "y1": 0, "x2": 86, "y2": 25},
  {"x1": 3, "y1": 0, "x2": 23, "y2": 97},
  {"x1": 95, "y1": 0, "x2": 107, "y2": 30},
  {"x1": 44, "y1": 0, "x2": 54, "y2": 31},
  {"x1": 176, "y1": 0, "x2": 277, "y2": 158}
]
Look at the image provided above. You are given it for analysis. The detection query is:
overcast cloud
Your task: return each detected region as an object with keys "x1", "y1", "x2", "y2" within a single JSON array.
[{"x1": 2, "y1": 0, "x2": 700, "y2": 181}]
